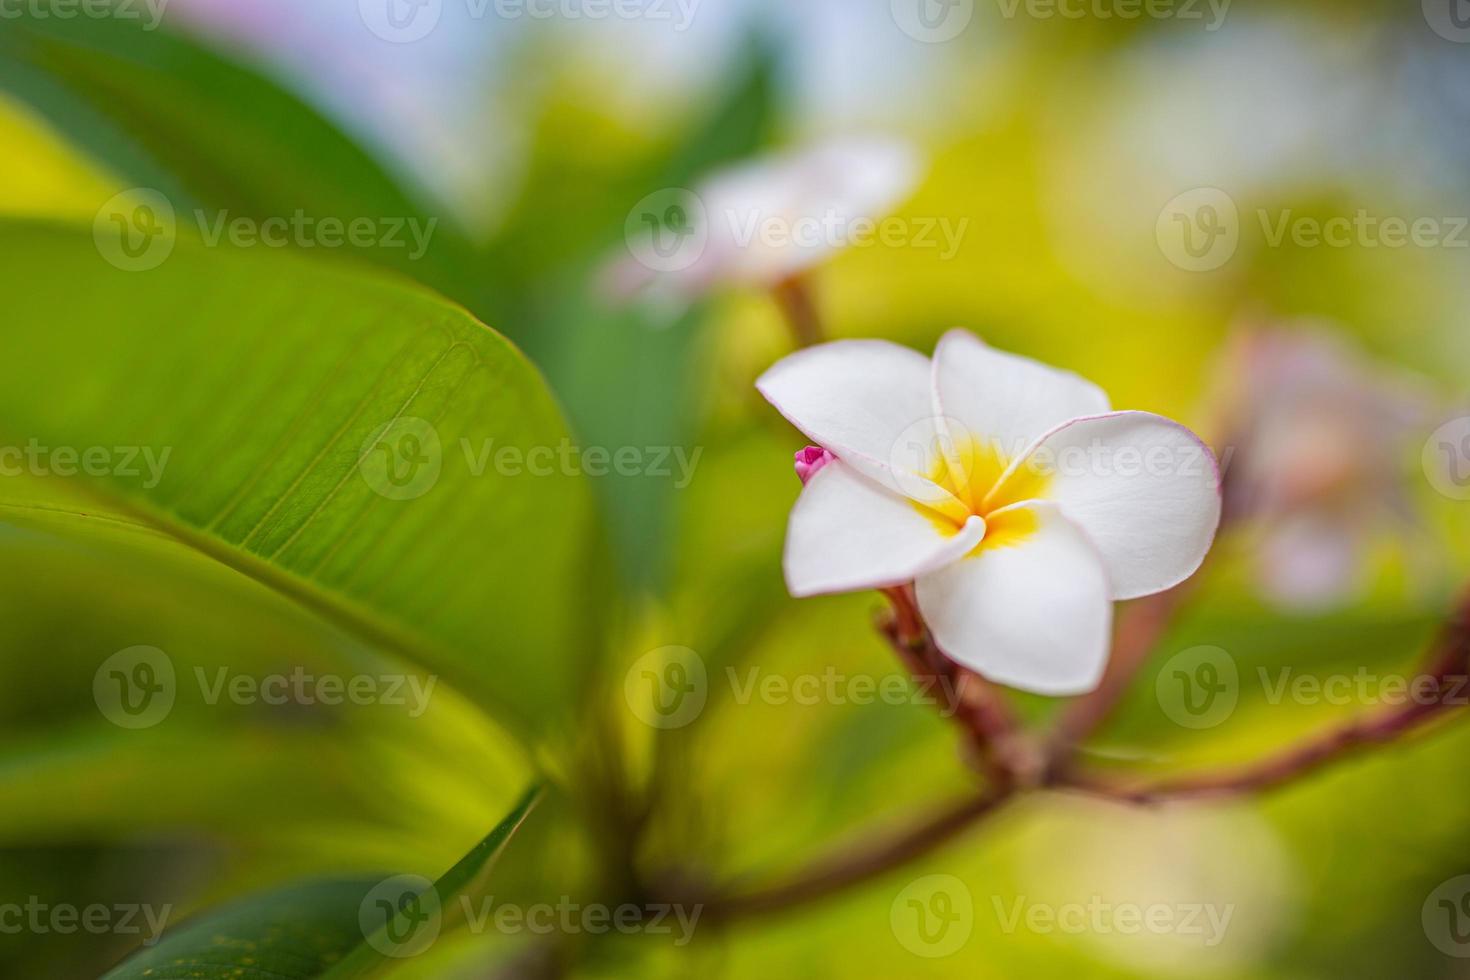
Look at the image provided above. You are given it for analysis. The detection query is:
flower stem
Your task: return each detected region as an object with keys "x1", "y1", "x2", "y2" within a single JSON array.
[
  {"x1": 880, "y1": 587, "x2": 1035, "y2": 786},
  {"x1": 772, "y1": 275, "x2": 823, "y2": 348},
  {"x1": 704, "y1": 788, "x2": 1013, "y2": 921},
  {"x1": 1058, "y1": 588, "x2": 1470, "y2": 803}
]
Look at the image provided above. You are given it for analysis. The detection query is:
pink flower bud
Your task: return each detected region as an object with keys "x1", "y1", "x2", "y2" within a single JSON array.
[{"x1": 794, "y1": 446, "x2": 835, "y2": 485}]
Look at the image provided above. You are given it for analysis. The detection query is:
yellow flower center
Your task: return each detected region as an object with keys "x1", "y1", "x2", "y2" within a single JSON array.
[{"x1": 915, "y1": 432, "x2": 1051, "y2": 554}]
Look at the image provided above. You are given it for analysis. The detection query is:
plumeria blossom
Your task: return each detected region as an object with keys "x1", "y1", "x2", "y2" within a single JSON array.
[
  {"x1": 611, "y1": 137, "x2": 922, "y2": 300},
  {"x1": 758, "y1": 330, "x2": 1222, "y2": 695}
]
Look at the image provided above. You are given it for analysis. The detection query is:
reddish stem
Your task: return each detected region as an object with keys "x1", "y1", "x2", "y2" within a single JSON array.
[
  {"x1": 1059, "y1": 589, "x2": 1470, "y2": 803},
  {"x1": 880, "y1": 587, "x2": 1033, "y2": 786}
]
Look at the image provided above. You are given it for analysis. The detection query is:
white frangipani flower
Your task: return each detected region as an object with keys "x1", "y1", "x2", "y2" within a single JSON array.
[
  {"x1": 615, "y1": 137, "x2": 922, "y2": 301},
  {"x1": 757, "y1": 330, "x2": 1222, "y2": 695}
]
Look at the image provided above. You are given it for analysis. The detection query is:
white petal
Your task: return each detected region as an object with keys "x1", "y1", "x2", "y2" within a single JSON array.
[
  {"x1": 757, "y1": 339, "x2": 960, "y2": 508},
  {"x1": 932, "y1": 330, "x2": 1111, "y2": 462},
  {"x1": 784, "y1": 460, "x2": 986, "y2": 598},
  {"x1": 996, "y1": 411, "x2": 1222, "y2": 600},
  {"x1": 915, "y1": 503, "x2": 1112, "y2": 695}
]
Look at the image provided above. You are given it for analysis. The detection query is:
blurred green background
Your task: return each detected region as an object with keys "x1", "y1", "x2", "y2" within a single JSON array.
[{"x1": 1, "y1": 0, "x2": 1469, "y2": 976}]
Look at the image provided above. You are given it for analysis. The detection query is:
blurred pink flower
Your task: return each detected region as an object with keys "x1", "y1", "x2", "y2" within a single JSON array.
[{"x1": 1218, "y1": 324, "x2": 1434, "y2": 610}]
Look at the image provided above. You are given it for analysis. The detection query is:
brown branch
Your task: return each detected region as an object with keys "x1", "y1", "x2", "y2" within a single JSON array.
[
  {"x1": 694, "y1": 558, "x2": 1470, "y2": 928},
  {"x1": 1057, "y1": 589, "x2": 1470, "y2": 804},
  {"x1": 1060, "y1": 695, "x2": 1463, "y2": 804},
  {"x1": 880, "y1": 587, "x2": 1036, "y2": 786},
  {"x1": 705, "y1": 787, "x2": 1013, "y2": 921}
]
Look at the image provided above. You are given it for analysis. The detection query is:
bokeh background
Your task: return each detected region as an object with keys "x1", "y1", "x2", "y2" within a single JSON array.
[{"x1": 2, "y1": 0, "x2": 1470, "y2": 976}]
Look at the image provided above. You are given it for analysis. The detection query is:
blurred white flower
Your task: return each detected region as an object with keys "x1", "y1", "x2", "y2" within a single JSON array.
[
  {"x1": 1012, "y1": 798, "x2": 1297, "y2": 974},
  {"x1": 616, "y1": 137, "x2": 922, "y2": 300},
  {"x1": 757, "y1": 329, "x2": 1221, "y2": 695}
]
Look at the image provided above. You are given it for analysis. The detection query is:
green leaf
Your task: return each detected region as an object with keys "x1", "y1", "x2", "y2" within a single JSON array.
[
  {"x1": 0, "y1": 8, "x2": 478, "y2": 300},
  {"x1": 101, "y1": 786, "x2": 544, "y2": 979},
  {"x1": 0, "y1": 510, "x2": 530, "y2": 862},
  {"x1": 324, "y1": 784, "x2": 544, "y2": 977},
  {"x1": 98, "y1": 877, "x2": 387, "y2": 980},
  {"x1": 0, "y1": 219, "x2": 595, "y2": 740}
]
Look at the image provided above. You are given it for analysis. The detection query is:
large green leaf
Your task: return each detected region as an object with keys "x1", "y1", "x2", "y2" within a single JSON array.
[
  {"x1": 101, "y1": 786, "x2": 544, "y2": 979},
  {"x1": 0, "y1": 219, "x2": 595, "y2": 739},
  {"x1": 0, "y1": 7, "x2": 478, "y2": 300},
  {"x1": 0, "y1": 509, "x2": 529, "y2": 864}
]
